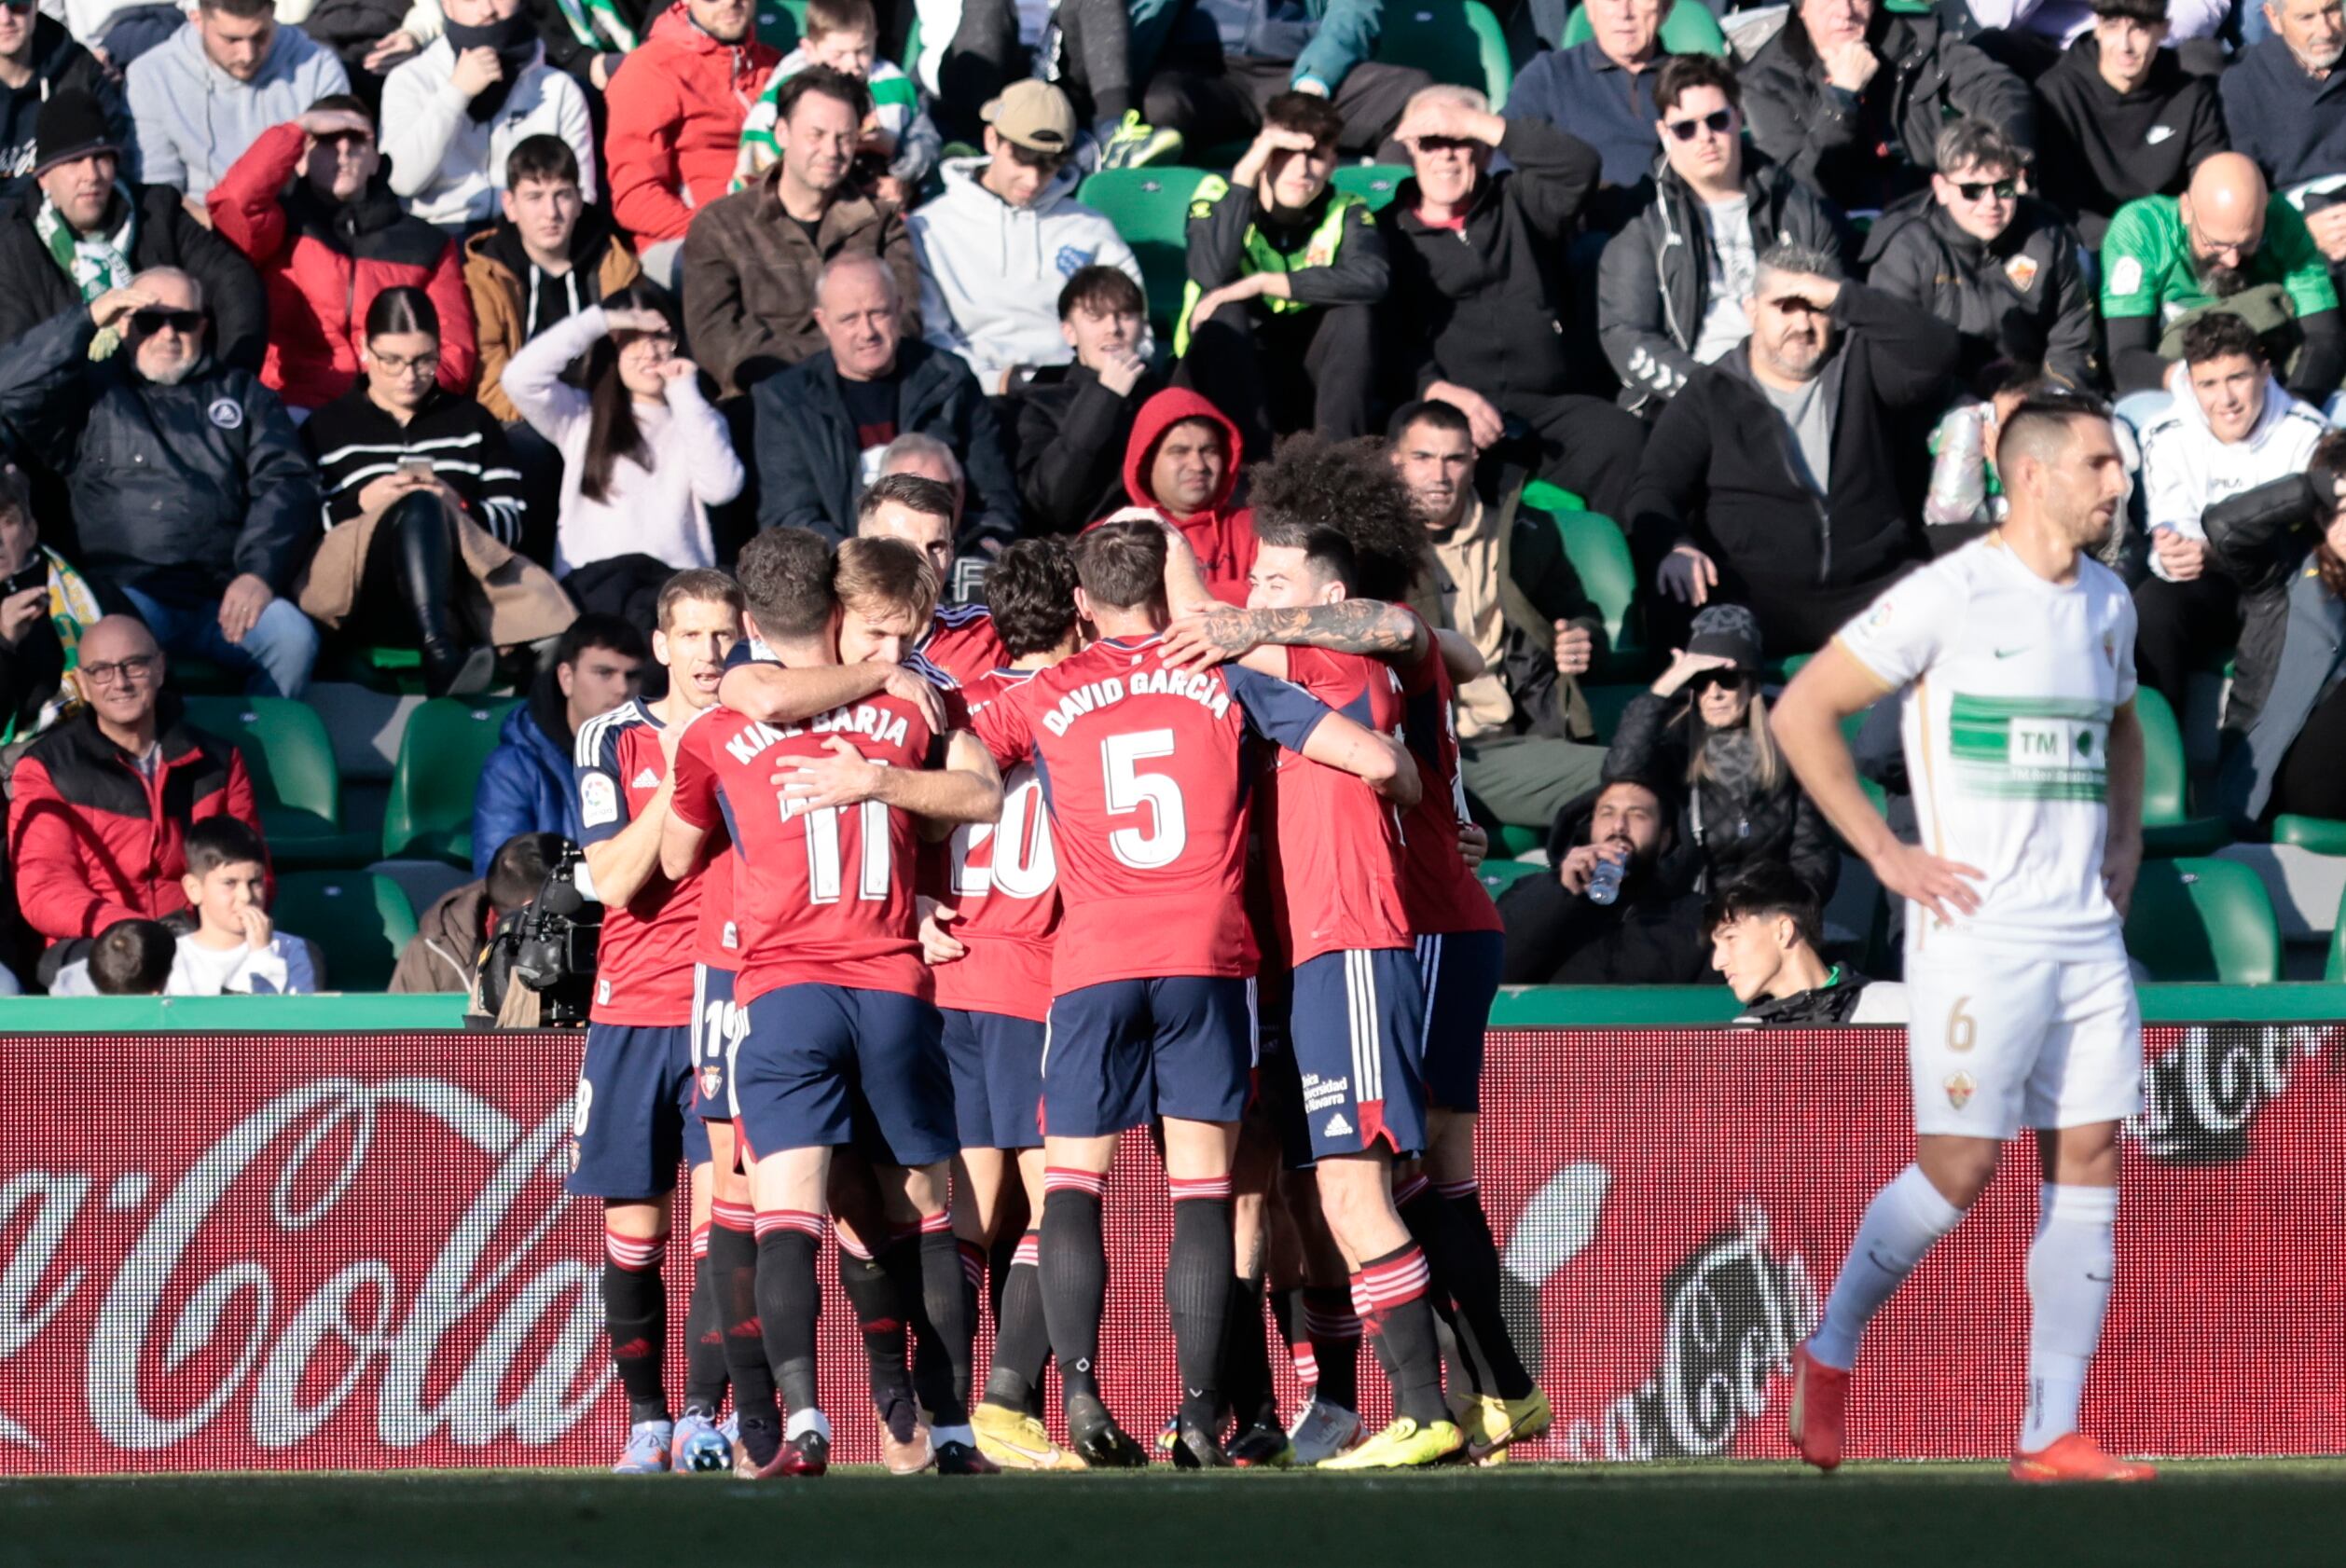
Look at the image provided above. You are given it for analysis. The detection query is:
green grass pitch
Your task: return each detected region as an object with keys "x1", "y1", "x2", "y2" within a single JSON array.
[{"x1": 7, "y1": 1461, "x2": 2344, "y2": 1568}]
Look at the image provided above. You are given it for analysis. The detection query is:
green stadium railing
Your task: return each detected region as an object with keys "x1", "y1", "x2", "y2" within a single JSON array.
[{"x1": 5, "y1": 984, "x2": 2341, "y2": 1032}]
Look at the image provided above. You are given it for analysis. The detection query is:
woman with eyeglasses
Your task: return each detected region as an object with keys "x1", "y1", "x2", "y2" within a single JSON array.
[
  {"x1": 294, "y1": 285, "x2": 574, "y2": 696},
  {"x1": 1602, "y1": 603, "x2": 1838, "y2": 900},
  {"x1": 500, "y1": 281, "x2": 741, "y2": 626}
]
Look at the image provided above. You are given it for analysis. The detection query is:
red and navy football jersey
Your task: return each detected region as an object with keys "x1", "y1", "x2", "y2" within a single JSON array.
[
  {"x1": 972, "y1": 633, "x2": 1336, "y2": 994},
  {"x1": 1260, "y1": 647, "x2": 1413, "y2": 966},
  {"x1": 669, "y1": 695, "x2": 942, "y2": 1007},
  {"x1": 935, "y1": 667, "x2": 1059, "y2": 1023},
  {"x1": 918, "y1": 602, "x2": 1010, "y2": 688},
  {"x1": 574, "y1": 698, "x2": 701, "y2": 1025},
  {"x1": 1396, "y1": 636, "x2": 1502, "y2": 938}
]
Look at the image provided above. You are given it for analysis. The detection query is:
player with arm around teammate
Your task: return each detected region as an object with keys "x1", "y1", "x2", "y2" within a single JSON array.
[{"x1": 1771, "y1": 387, "x2": 2155, "y2": 1484}]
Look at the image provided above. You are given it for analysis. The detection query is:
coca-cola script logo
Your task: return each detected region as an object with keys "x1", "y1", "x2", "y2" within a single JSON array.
[
  {"x1": 2135, "y1": 1025, "x2": 2339, "y2": 1166},
  {"x1": 1, "y1": 1078, "x2": 605, "y2": 1461}
]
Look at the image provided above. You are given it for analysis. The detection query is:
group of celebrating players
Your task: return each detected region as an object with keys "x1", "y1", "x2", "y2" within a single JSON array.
[
  {"x1": 561, "y1": 441, "x2": 1539, "y2": 1479},
  {"x1": 560, "y1": 390, "x2": 2159, "y2": 1485}
]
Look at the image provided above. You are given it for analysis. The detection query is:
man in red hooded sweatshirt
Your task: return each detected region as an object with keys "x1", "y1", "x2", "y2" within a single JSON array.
[
  {"x1": 1110, "y1": 386, "x2": 1254, "y2": 605},
  {"x1": 602, "y1": 0, "x2": 778, "y2": 288}
]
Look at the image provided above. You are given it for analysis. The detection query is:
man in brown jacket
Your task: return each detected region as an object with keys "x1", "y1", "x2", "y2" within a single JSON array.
[
  {"x1": 679, "y1": 63, "x2": 918, "y2": 399},
  {"x1": 462, "y1": 136, "x2": 643, "y2": 425},
  {"x1": 388, "y1": 830, "x2": 568, "y2": 994}
]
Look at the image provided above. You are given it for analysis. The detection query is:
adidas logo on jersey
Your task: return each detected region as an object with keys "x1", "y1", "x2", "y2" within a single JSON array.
[
  {"x1": 633, "y1": 769, "x2": 661, "y2": 789},
  {"x1": 1323, "y1": 1112, "x2": 1353, "y2": 1137}
]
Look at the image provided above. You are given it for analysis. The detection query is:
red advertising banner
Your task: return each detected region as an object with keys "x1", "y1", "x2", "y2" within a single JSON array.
[{"x1": 1, "y1": 1024, "x2": 2339, "y2": 1473}]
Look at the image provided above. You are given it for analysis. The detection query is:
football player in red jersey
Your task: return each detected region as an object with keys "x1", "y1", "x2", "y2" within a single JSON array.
[
  {"x1": 568, "y1": 569, "x2": 744, "y2": 1474},
  {"x1": 967, "y1": 520, "x2": 1421, "y2": 1468},
  {"x1": 664, "y1": 533, "x2": 1006, "y2": 1479},
  {"x1": 1162, "y1": 436, "x2": 1550, "y2": 1461},
  {"x1": 920, "y1": 539, "x2": 1083, "y2": 1469},
  {"x1": 852, "y1": 470, "x2": 1012, "y2": 685}
]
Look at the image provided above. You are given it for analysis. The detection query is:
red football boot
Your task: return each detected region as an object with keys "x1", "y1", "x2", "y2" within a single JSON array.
[
  {"x1": 1787, "y1": 1343, "x2": 1850, "y2": 1472},
  {"x1": 2011, "y1": 1433, "x2": 2158, "y2": 1483}
]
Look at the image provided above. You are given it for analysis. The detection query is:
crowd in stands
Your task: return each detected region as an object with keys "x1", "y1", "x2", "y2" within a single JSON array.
[{"x1": 4, "y1": 0, "x2": 2346, "y2": 998}]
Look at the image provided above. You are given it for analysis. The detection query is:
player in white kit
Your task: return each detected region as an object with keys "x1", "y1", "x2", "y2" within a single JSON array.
[{"x1": 1771, "y1": 388, "x2": 2158, "y2": 1483}]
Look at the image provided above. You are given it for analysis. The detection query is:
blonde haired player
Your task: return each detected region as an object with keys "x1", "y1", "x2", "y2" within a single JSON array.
[{"x1": 1771, "y1": 387, "x2": 2156, "y2": 1484}]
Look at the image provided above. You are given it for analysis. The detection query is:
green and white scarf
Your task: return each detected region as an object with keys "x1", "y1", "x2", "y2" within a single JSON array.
[
  {"x1": 552, "y1": 0, "x2": 639, "y2": 51},
  {"x1": 36, "y1": 185, "x2": 135, "y2": 360},
  {"x1": 0, "y1": 546, "x2": 103, "y2": 747}
]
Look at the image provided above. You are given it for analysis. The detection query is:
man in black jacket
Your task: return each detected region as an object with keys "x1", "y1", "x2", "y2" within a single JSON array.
[
  {"x1": 1380, "y1": 85, "x2": 1647, "y2": 520},
  {"x1": 1863, "y1": 118, "x2": 2098, "y2": 389},
  {"x1": 0, "y1": 277, "x2": 321, "y2": 698},
  {"x1": 1705, "y1": 860, "x2": 1870, "y2": 1025},
  {"x1": 1628, "y1": 241, "x2": 1959, "y2": 655},
  {"x1": 0, "y1": 90, "x2": 267, "y2": 373},
  {"x1": 1742, "y1": 0, "x2": 2033, "y2": 214},
  {"x1": 1497, "y1": 774, "x2": 1711, "y2": 985},
  {"x1": 753, "y1": 250, "x2": 1019, "y2": 546},
  {"x1": 1598, "y1": 54, "x2": 1846, "y2": 416},
  {"x1": 2030, "y1": 0, "x2": 2228, "y2": 250},
  {"x1": 1016, "y1": 264, "x2": 1158, "y2": 533},
  {"x1": 1176, "y1": 90, "x2": 1386, "y2": 453},
  {"x1": 0, "y1": 10, "x2": 127, "y2": 186}
]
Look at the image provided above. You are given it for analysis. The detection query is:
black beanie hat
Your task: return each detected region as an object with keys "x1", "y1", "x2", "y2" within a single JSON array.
[{"x1": 34, "y1": 90, "x2": 120, "y2": 179}]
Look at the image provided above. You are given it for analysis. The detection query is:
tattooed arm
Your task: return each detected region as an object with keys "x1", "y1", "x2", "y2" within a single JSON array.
[{"x1": 1159, "y1": 598, "x2": 1431, "y2": 672}]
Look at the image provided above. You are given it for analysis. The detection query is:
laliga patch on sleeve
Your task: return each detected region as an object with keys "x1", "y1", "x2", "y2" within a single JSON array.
[
  {"x1": 2108, "y1": 256, "x2": 2144, "y2": 297},
  {"x1": 581, "y1": 772, "x2": 618, "y2": 827}
]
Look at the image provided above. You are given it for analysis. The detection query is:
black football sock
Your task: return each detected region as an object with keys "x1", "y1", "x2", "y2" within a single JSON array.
[
  {"x1": 984, "y1": 1231, "x2": 1053, "y2": 1411},
  {"x1": 683, "y1": 1241, "x2": 730, "y2": 1418},
  {"x1": 987, "y1": 1226, "x2": 1021, "y2": 1332},
  {"x1": 1165, "y1": 1178, "x2": 1234, "y2": 1433},
  {"x1": 837, "y1": 1233, "x2": 917, "y2": 1434},
  {"x1": 1355, "y1": 1245, "x2": 1447, "y2": 1427},
  {"x1": 1221, "y1": 1272, "x2": 1275, "y2": 1430},
  {"x1": 1039, "y1": 1173, "x2": 1107, "y2": 1406},
  {"x1": 1301, "y1": 1286, "x2": 1361, "y2": 1412},
  {"x1": 709, "y1": 1206, "x2": 778, "y2": 1459},
  {"x1": 921, "y1": 1222, "x2": 977, "y2": 1427},
  {"x1": 1402, "y1": 1175, "x2": 1533, "y2": 1400},
  {"x1": 752, "y1": 1215, "x2": 823, "y2": 1416},
  {"x1": 601, "y1": 1228, "x2": 669, "y2": 1425}
]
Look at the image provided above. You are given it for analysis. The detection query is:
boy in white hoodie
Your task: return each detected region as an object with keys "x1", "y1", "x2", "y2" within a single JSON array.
[
  {"x1": 907, "y1": 78, "x2": 1145, "y2": 396},
  {"x1": 49, "y1": 818, "x2": 318, "y2": 995}
]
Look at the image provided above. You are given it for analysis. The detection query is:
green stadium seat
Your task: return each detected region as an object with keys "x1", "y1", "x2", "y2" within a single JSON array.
[
  {"x1": 1331, "y1": 163, "x2": 1411, "y2": 211},
  {"x1": 754, "y1": 0, "x2": 804, "y2": 50},
  {"x1": 1077, "y1": 167, "x2": 1209, "y2": 331},
  {"x1": 2123, "y1": 857, "x2": 2282, "y2": 983},
  {"x1": 2328, "y1": 883, "x2": 2346, "y2": 982},
  {"x1": 2273, "y1": 815, "x2": 2346, "y2": 855},
  {"x1": 2136, "y1": 687, "x2": 2226, "y2": 855},
  {"x1": 1522, "y1": 480, "x2": 1585, "y2": 513},
  {"x1": 382, "y1": 696, "x2": 522, "y2": 867},
  {"x1": 1559, "y1": 1, "x2": 1728, "y2": 57},
  {"x1": 1546, "y1": 506, "x2": 1644, "y2": 673},
  {"x1": 1376, "y1": 0, "x2": 1514, "y2": 106},
  {"x1": 1478, "y1": 858, "x2": 1546, "y2": 898},
  {"x1": 269, "y1": 871, "x2": 418, "y2": 992},
  {"x1": 182, "y1": 696, "x2": 374, "y2": 869},
  {"x1": 1584, "y1": 681, "x2": 1639, "y2": 742},
  {"x1": 1491, "y1": 823, "x2": 1544, "y2": 858}
]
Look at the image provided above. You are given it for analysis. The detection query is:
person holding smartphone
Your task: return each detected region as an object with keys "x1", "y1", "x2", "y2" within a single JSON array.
[{"x1": 0, "y1": 464, "x2": 102, "y2": 762}]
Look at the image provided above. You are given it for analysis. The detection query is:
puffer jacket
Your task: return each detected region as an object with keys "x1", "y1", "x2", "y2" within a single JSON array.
[
  {"x1": 208, "y1": 121, "x2": 478, "y2": 410},
  {"x1": 1596, "y1": 149, "x2": 1846, "y2": 412},
  {"x1": 1861, "y1": 193, "x2": 2098, "y2": 390},
  {"x1": 470, "y1": 679, "x2": 581, "y2": 877},
  {"x1": 1743, "y1": 10, "x2": 2033, "y2": 213},
  {"x1": 0, "y1": 307, "x2": 318, "y2": 606},
  {"x1": 6, "y1": 700, "x2": 263, "y2": 948},
  {"x1": 1114, "y1": 386, "x2": 1252, "y2": 604},
  {"x1": 2204, "y1": 475, "x2": 2346, "y2": 828},
  {"x1": 909, "y1": 157, "x2": 1145, "y2": 385},
  {"x1": 1734, "y1": 967, "x2": 1870, "y2": 1025},
  {"x1": 602, "y1": 1, "x2": 779, "y2": 245},
  {"x1": 1603, "y1": 689, "x2": 1839, "y2": 899}
]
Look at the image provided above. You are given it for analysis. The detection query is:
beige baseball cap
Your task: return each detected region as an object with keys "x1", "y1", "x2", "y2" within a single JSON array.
[{"x1": 981, "y1": 80, "x2": 1079, "y2": 155}]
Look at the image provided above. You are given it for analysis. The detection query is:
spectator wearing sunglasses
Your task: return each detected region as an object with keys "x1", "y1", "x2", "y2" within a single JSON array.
[
  {"x1": 1602, "y1": 603, "x2": 1838, "y2": 901},
  {"x1": 0, "y1": 89, "x2": 267, "y2": 373},
  {"x1": 0, "y1": 273, "x2": 320, "y2": 698},
  {"x1": 1862, "y1": 118, "x2": 2098, "y2": 391},
  {"x1": 6, "y1": 613, "x2": 267, "y2": 989},
  {"x1": 680, "y1": 63, "x2": 917, "y2": 400},
  {"x1": 910, "y1": 81, "x2": 1146, "y2": 404},
  {"x1": 1598, "y1": 53, "x2": 1846, "y2": 416}
]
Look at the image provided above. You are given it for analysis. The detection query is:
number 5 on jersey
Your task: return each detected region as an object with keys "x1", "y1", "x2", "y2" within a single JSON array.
[{"x1": 1104, "y1": 729, "x2": 1187, "y2": 870}]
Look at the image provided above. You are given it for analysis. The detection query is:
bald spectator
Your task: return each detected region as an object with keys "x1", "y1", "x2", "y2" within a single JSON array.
[
  {"x1": 1507, "y1": 0, "x2": 1670, "y2": 230},
  {"x1": 679, "y1": 63, "x2": 917, "y2": 398},
  {"x1": 2031, "y1": 0, "x2": 2229, "y2": 249},
  {"x1": 2223, "y1": 0, "x2": 2346, "y2": 198},
  {"x1": 2102, "y1": 152, "x2": 2345, "y2": 406},
  {"x1": 126, "y1": 0, "x2": 351, "y2": 202},
  {"x1": 0, "y1": 275, "x2": 320, "y2": 698},
  {"x1": 751, "y1": 252, "x2": 1017, "y2": 546},
  {"x1": 1743, "y1": 0, "x2": 2033, "y2": 214},
  {"x1": 7, "y1": 615, "x2": 265, "y2": 987}
]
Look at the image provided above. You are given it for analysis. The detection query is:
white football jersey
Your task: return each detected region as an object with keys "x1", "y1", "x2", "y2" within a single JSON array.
[{"x1": 1838, "y1": 534, "x2": 2137, "y2": 961}]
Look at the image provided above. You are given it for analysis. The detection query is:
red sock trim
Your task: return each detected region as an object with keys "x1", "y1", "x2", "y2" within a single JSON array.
[
  {"x1": 958, "y1": 1238, "x2": 987, "y2": 1289},
  {"x1": 1352, "y1": 1245, "x2": 1430, "y2": 1310},
  {"x1": 1292, "y1": 1344, "x2": 1321, "y2": 1382},
  {"x1": 604, "y1": 1229, "x2": 663, "y2": 1271},
  {"x1": 1436, "y1": 1177, "x2": 1479, "y2": 1201},
  {"x1": 1043, "y1": 1166, "x2": 1109, "y2": 1197},
  {"x1": 711, "y1": 1200, "x2": 756, "y2": 1233},
  {"x1": 1167, "y1": 1175, "x2": 1233, "y2": 1204},
  {"x1": 1392, "y1": 1173, "x2": 1432, "y2": 1207},
  {"x1": 689, "y1": 1222, "x2": 711, "y2": 1260},
  {"x1": 920, "y1": 1210, "x2": 954, "y2": 1234},
  {"x1": 1011, "y1": 1231, "x2": 1041, "y2": 1269},
  {"x1": 1304, "y1": 1303, "x2": 1363, "y2": 1339},
  {"x1": 752, "y1": 1209, "x2": 825, "y2": 1241}
]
